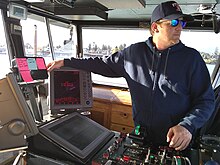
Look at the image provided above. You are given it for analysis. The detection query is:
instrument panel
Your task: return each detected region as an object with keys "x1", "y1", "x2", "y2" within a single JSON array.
[{"x1": 92, "y1": 132, "x2": 193, "y2": 165}]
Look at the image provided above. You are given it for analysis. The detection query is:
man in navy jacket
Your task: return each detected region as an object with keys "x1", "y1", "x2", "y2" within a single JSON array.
[{"x1": 47, "y1": 1, "x2": 215, "y2": 151}]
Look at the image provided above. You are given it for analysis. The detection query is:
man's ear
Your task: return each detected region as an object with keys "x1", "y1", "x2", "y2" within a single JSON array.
[{"x1": 151, "y1": 22, "x2": 159, "y2": 33}]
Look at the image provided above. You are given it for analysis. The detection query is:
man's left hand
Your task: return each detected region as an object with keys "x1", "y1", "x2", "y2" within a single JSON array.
[{"x1": 166, "y1": 125, "x2": 192, "y2": 151}]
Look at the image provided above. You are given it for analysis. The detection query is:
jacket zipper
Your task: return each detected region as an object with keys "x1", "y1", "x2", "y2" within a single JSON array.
[
  {"x1": 149, "y1": 52, "x2": 162, "y2": 136},
  {"x1": 152, "y1": 52, "x2": 162, "y2": 91}
]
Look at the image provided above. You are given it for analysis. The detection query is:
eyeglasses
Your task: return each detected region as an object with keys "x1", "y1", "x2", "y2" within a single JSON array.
[
  {"x1": 171, "y1": 19, "x2": 186, "y2": 28},
  {"x1": 157, "y1": 19, "x2": 187, "y2": 28}
]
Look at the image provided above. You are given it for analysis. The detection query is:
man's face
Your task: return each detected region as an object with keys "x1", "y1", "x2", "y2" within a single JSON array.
[{"x1": 156, "y1": 19, "x2": 184, "y2": 45}]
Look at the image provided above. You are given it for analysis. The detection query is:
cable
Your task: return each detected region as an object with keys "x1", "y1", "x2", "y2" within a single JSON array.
[
  {"x1": 185, "y1": 157, "x2": 192, "y2": 165},
  {"x1": 173, "y1": 156, "x2": 181, "y2": 165},
  {"x1": 13, "y1": 151, "x2": 26, "y2": 165}
]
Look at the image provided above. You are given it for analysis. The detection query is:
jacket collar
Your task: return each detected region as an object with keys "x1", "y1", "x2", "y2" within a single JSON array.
[{"x1": 146, "y1": 36, "x2": 185, "y2": 54}]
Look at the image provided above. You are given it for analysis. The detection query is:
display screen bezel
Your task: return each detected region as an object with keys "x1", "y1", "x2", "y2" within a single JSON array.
[
  {"x1": 39, "y1": 112, "x2": 113, "y2": 159},
  {"x1": 49, "y1": 67, "x2": 92, "y2": 111}
]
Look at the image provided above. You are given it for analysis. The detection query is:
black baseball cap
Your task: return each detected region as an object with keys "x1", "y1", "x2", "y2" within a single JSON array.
[{"x1": 151, "y1": 1, "x2": 194, "y2": 23}]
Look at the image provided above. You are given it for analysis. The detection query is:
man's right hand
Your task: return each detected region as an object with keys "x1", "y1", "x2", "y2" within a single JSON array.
[
  {"x1": 46, "y1": 59, "x2": 64, "y2": 72},
  {"x1": 166, "y1": 125, "x2": 192, "y2": 151}
]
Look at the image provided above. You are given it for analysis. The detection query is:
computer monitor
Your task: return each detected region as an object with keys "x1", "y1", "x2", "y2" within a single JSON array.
[
  {"x1": 0, "y1": 73, "x2": 38, "y2": 152},
  {"x1": 48, "y1": 67, "x2": 93, "y2": 112},
  {"x1": 28, "y1": 112, "x2": 115, "y2": 164}
]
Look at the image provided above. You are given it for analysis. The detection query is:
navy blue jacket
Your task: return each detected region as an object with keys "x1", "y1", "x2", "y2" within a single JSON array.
[{"x1": 64, "y1": 37, "x2": 215, "y2": 144}]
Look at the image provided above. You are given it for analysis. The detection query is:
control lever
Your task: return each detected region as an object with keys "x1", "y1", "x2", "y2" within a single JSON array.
[{"x1": 128, "y1": 125, "x2": 147, "y2": 146}]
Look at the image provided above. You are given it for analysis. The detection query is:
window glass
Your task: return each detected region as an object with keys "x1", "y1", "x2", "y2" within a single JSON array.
[
  {"x1": 181, "y1": 30, "x2": 220, "y2": 76},
  {"x1": 82, "y1": 27, "x2": 220, "y2": 88},
  {"x1": 49, "y1": 20, "x2": 77, "y2": 60},
  {"x1": 0, "y1": 10, "x2": 10, "y2": 79},
  {"x1": 21, "y1": 16, "x2": 77, "y2": 65},
  {"x1": 213, "y1": 71, "x2": 220, "y2": 88},
  {"x1": 20, "y1": 14, "x2": 52, "y2": 65},
  {"x1": 82, "y1": 28, "x2": 150, "y2": 87}
]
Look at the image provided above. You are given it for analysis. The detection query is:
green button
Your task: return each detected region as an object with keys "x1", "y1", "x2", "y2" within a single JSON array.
[{"x1": 135, "y1": 125, "x2": 140, "y2": 135}]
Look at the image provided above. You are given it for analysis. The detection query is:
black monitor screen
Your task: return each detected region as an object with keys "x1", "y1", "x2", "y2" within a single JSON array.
[
  {"x1": 39, "y1": 112, "x2": 114, "y2": 162},
  {"x1": 54, "y1": 70, "x2": 80, "y2": 106},
  {"x1": 49, "y1": 115, "x2": 104, "y2": 150}
]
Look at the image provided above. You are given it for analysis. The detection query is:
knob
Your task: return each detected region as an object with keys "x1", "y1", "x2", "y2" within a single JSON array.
[{"x1": 8, "y1": 119, "x2": 26, "y2": 136}]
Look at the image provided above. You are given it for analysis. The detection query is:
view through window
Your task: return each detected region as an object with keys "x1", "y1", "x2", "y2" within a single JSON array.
[
  {"x1": 1, "y1": 13, "x2": 220, "y2": 87},
  {"x1": 82, "y1": 27, "x2": 220, "y2": 88},
  {"x1": 0, "y1": 10, "x2": 10, "y2": 79},
  {"x1": 21, "y1": 15, "x2": 76, "y2": 65},
  {"x1": 82, "y1": 28, "x2": 151, "y2": 87}
]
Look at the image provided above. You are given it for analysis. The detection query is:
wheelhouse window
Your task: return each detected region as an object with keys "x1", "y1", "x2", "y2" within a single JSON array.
[
  {"x1": 181, "y1": 30, "x2": 220, "y2": 76},
  {"x1": 82, "y1": 27, "x2": 220, "y2": 88},
  {"x1": 0, "y1": 10, "x2": 10, "y2": 79},
  {"x1": 20, "y1": 14, "x2": 51, "y2": 64},
  {"x1": 49, "y1": 20, "x2": 77, "y2": 60},
  {"x1": 82, "y1": 27, "x2": 150, "y2": 88},
  {"x1": 21, "y1": 15, "x2": 77, "y2": 65}
]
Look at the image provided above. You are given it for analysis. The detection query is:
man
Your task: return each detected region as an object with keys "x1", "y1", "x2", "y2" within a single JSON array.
[{"x1": 47, "y1": 1, "x2": 215, "y2": 151}]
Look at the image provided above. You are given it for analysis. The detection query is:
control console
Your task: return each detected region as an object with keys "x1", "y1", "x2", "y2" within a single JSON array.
[{"x1": 92, "y1": 132, "x2": 192, "y2": 165}]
